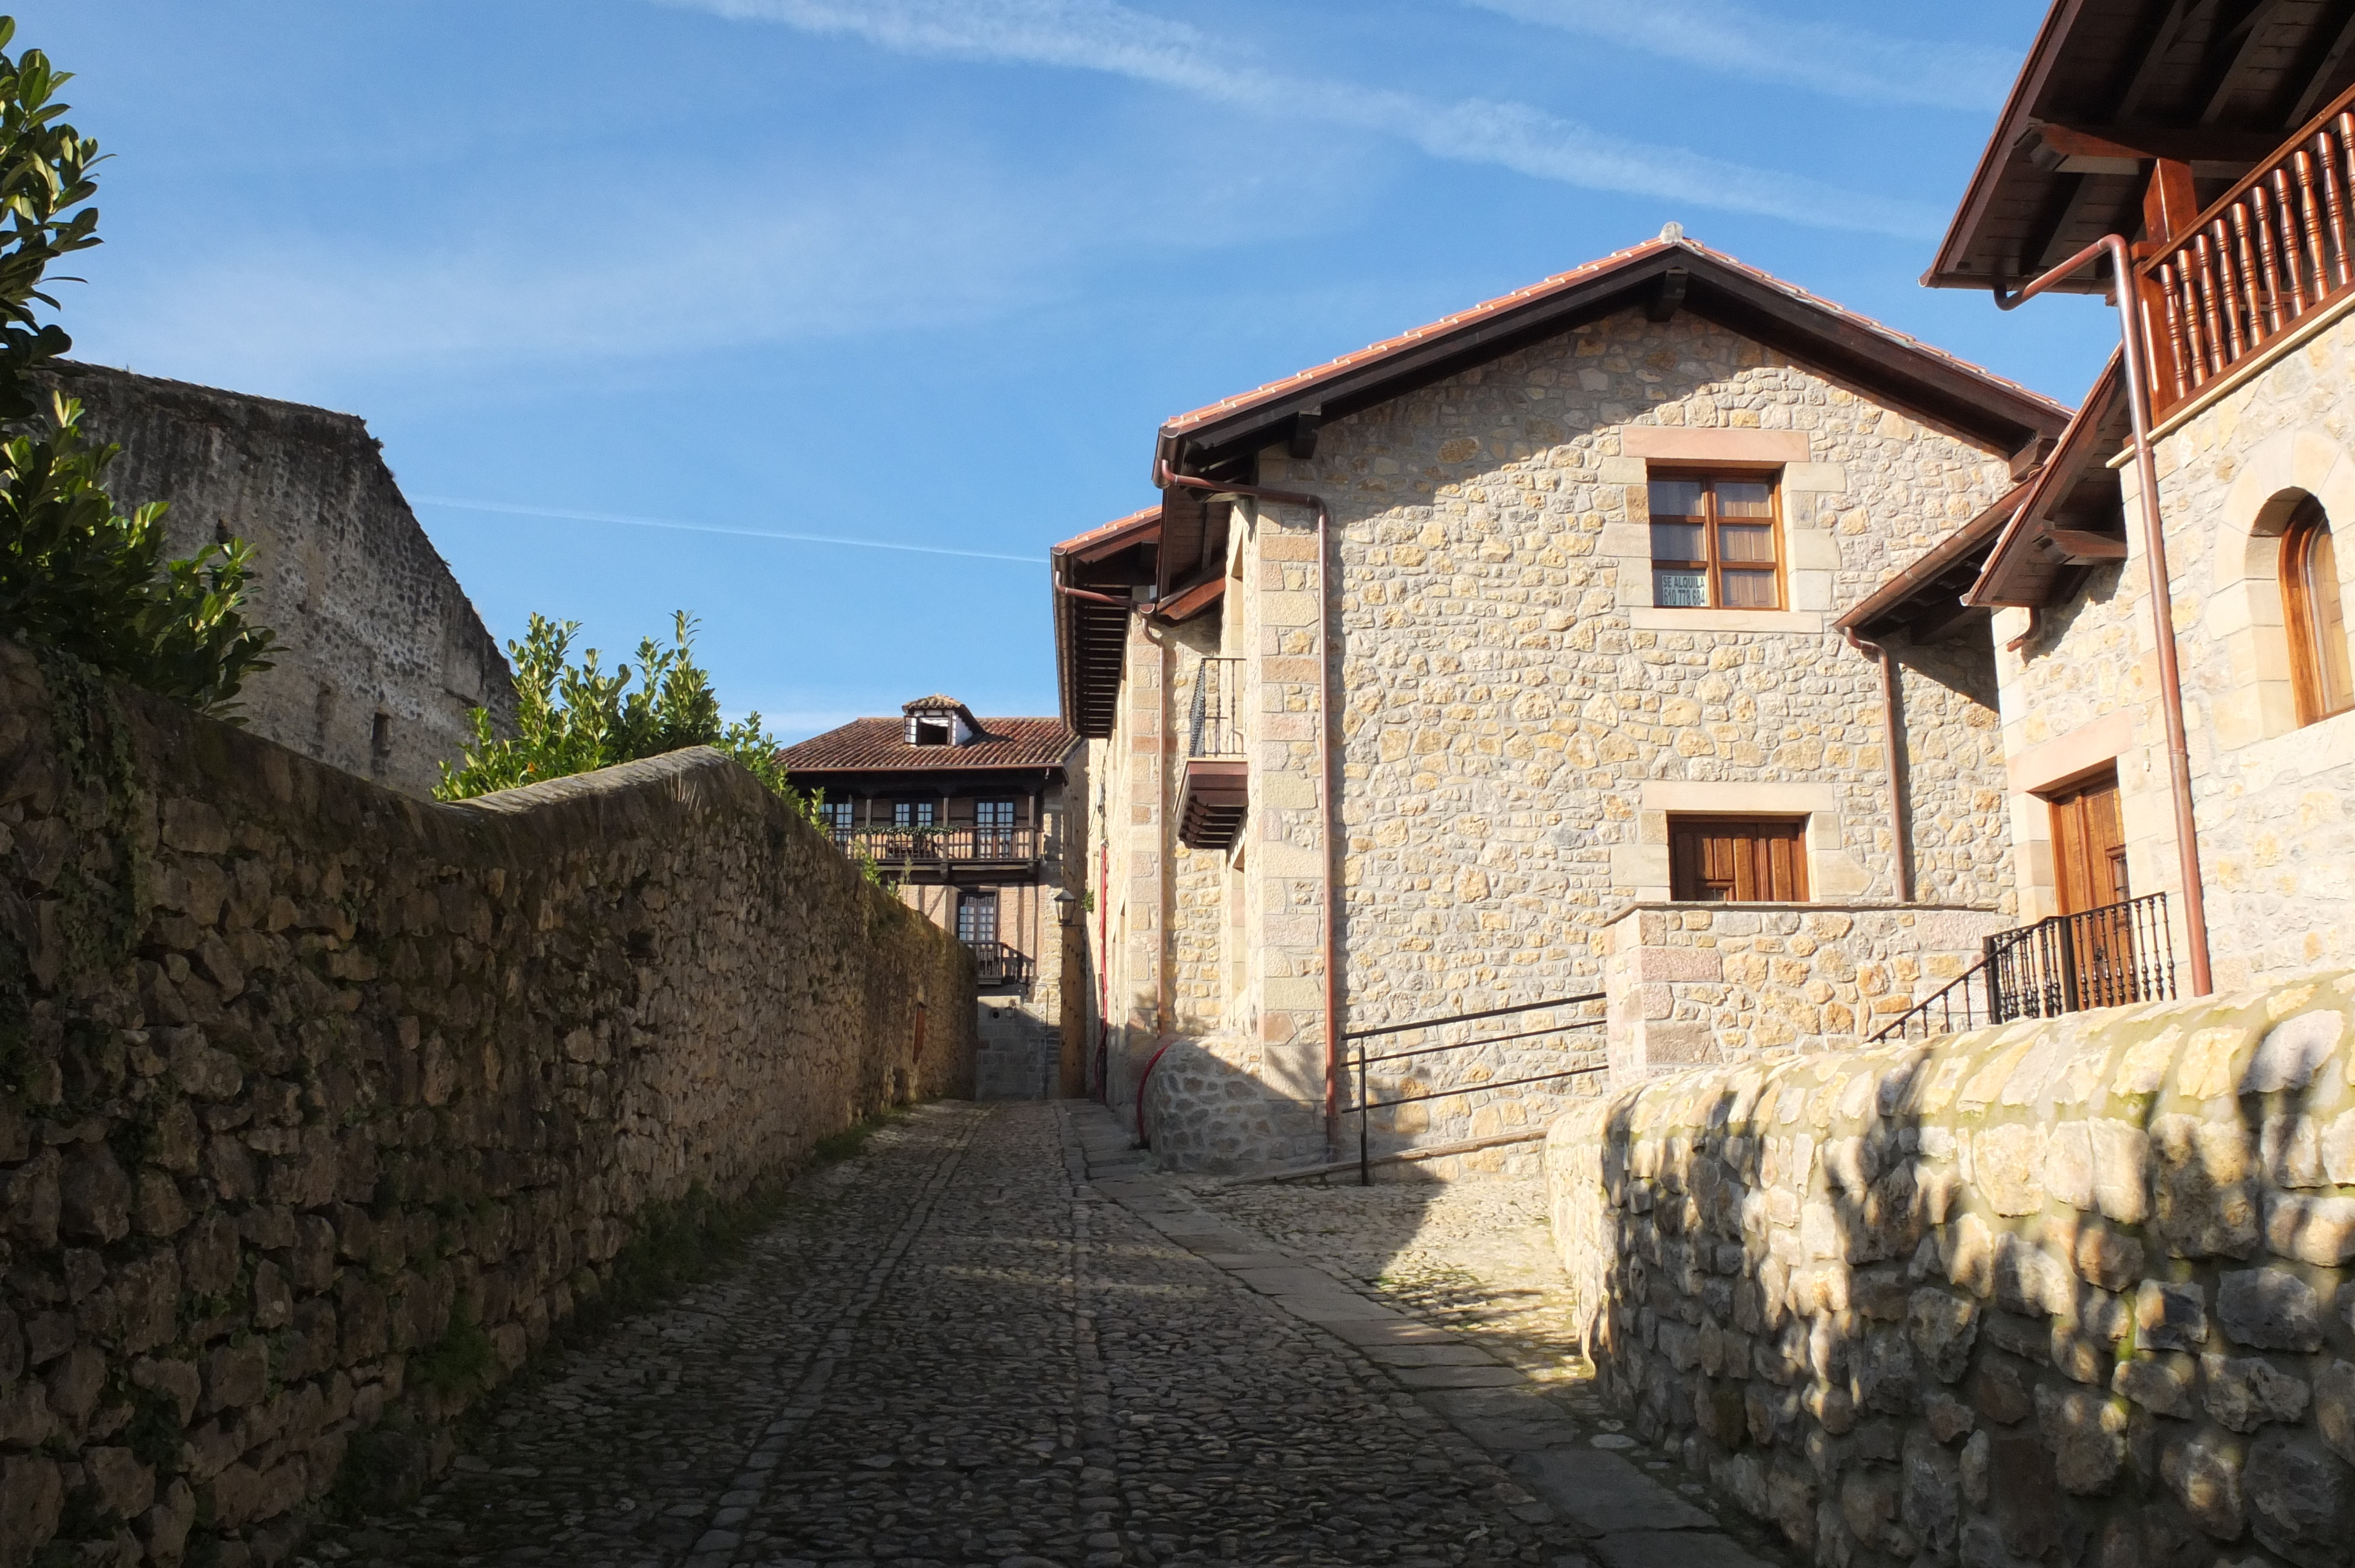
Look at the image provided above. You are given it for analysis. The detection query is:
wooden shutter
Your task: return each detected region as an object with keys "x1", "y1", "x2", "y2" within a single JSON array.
[{"x1": 1669, "y1": 818, "x2": 1809, "y2": 902}]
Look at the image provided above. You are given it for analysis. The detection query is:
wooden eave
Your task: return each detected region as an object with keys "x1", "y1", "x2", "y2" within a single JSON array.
[
  {"x1": 1839, "y1": 480, "x2": 2038, "y2": 645},
  {"x1": 1052, "y1": 509, "x2": 1162, "y2": 740},
  {"x1": 1929, "y1": 0, "x2": 2355, "y2": 294},
  {"x1": 1156, "y1": 242, "x2": 2070, "y2": 499},
  {"x1": 1153, "y1": 573, "x2": 1226, "y2": 624},
  {"x1": 1968, "y1": 354, "x2": 2133, "y2": 609}
]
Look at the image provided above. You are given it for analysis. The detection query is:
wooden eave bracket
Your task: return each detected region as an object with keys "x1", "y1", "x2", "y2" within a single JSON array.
[{"x1": 2025, "y1": 121, "x2": 2277, "y2": 180}]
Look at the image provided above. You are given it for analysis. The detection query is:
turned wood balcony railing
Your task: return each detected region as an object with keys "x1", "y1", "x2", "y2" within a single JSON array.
[
  {"x1": 2140, "y1": 81, "x2": 2355, "y2": 418},
  {"x1": 830, "y1": 826, "x2": 1041, "y2": 865}
]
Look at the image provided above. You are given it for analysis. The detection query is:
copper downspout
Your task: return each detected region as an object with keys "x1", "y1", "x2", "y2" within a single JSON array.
[
  {"x1": 1996, "y1": 234, "x2": 2213, "y2": 995},
  {"x1": 1842, "y1": 629, "x2": 1914, "y2": 904},
  {"x1": 1156, "y1": 463, "x2": 1345, "y2": 1155}
]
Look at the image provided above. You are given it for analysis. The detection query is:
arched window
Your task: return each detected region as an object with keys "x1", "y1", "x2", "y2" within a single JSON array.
[{"x1": 2284, "y1": 497, "x2": 2355, "y2": 725}]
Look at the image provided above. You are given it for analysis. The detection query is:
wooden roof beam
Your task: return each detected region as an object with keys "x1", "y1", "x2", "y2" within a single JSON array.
[
  {"x1": 2285, "y1": 0, "x2": 2355, "y2": 118},
  {"x1": 2194, "y1": 0, "x2": 2302, "y2": 124}
]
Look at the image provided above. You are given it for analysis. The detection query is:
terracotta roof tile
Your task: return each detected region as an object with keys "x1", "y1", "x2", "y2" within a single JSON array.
[
  {"x1": 1052, "y1": 504, "x2": 1160, "y2": 559},
  {"x1": 779, "y1": 716, "x2": 1075, "y2": 775},
  {"x1": 1159, "y1": 235, "x2": 2068, "y2": 437}
]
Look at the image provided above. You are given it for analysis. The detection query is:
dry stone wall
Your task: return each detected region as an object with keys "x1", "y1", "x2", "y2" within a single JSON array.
[
  {"x1": 1548, "y1": 975, "x2": 2355, "y2": 1568},
  {"x1": 0, "y1": 642, "x2": 973, "y2": 1568}
]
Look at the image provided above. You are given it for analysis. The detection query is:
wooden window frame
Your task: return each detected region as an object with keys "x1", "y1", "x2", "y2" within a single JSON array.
[
  {"x1": 1668, "y1": 815, "x2": 1810, "y2": 903},
  {"x1": 2283, "y1": 499, "x2": 2355, "y2": 726},
  {"x1": 892, "y1": 799, "x2": 937, "y2": 828},
  {"x1": 956, "y1": 888, "x2": 1000, "y2": 946},
  {"x1": 818, "y1": 798, "x2": 854, "y2": 830},
  {"x1": 1647, "y1": 467, "x2": 1785, "y2": 611}
]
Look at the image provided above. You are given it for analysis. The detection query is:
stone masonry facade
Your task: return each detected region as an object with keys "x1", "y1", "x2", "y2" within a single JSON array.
[
  {"x1": 1549, "y1": 972, "x2": 2355, "y2": 1568},
  {"x1": 1098, "y1": 291, "x2": 2029, "y2": 1174},
  {"x1": 0, "y1": 640, "x2": 975, "y2": 1568},
  {"x1": 1989, "y1": 305, "x2": 2355, "y2": 992}
]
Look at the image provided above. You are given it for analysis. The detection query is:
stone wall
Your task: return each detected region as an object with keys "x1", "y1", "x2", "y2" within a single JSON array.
[
  {"x1": 0, "y1": 642, "x2": 973, "y2": 1568},
  {"x1": 39, "y1": 362, "x2": 518, "y2": 800},
  {"x1": 1296, "y1": 304, "x2": 2021, "y2": 1044},
  {"x1": 1603, "y1": 903, "x2": 2012, "y2": 1079},
  {"x1": 1547, "y1": 975, "x2": 2355, "y2": 1568}
]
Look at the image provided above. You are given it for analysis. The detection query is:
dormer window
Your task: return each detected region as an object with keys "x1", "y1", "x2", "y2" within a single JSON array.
[{"x1": 901, "y1": 695, "x2": 979, "y2": 748}]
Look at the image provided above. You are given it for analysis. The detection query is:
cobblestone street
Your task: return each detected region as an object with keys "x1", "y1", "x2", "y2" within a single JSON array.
[{"x1": 306, "y1": 1104, "x2": 1775, "y2": 1568}]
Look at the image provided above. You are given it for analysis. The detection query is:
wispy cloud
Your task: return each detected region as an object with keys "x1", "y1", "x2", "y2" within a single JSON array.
[
  {"x1": 656, "y1": 0, "x2": 1942, "y2": 237},
  {"x1": 414, "y1": 496, "x2": 1043, "y2": 564},
  {"x1": 1461, "y1": 0, "x2": 2018, "y2": 112}
]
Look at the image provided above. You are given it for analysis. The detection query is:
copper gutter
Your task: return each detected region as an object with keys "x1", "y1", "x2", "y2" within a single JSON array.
[
  {"x1": 1995, "y1": 235, "x2": 2213, "y2": 996},
  {"x1": 1840, "y1": 628, "x2": 1915, "y2": 905},
  {"x1": 1156, "y1": 462, "x2": 1345, "y2": 1155}
]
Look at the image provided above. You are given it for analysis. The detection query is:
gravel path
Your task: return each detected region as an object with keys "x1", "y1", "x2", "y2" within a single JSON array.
[{"x1": 304, "y1": 1102, "x2": 1774, "y2": 1568}]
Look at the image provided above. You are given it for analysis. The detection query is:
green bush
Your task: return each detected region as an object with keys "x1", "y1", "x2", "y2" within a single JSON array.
[
  {"x1": 436, "y1": 610, "x2": 808, "y2": 812},
  {"x1": 0, "y1": 395, "x2": 277, "y2": 717},
  {"x1": 0, "y1": 16, "x2": 278, "y2": 717}
]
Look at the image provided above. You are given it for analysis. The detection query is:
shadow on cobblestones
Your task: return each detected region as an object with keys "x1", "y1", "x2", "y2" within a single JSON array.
[{"x1": 301, "y1": 1103, "x2": 1611, "y2": 1568}]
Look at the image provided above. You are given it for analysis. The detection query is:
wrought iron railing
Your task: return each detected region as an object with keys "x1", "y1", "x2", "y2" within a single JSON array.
[
  {"x1": 2140, "y1": 81, "x2": 2355, "y2": 417},
  {"x1": 1872, "y1": 893, "x2": 2175, "y2": 1043},
  {"x1": 1189, "y1": 657, "x2": 1244, "y2": 758},
  {"x1": 1344, "y1": 992, "x2": 1607, "y2": 1184},
  {"x1": 967, "y1": 941, "x2": 1035, "y2": 990},
  {"x1": 831, "y1": 826, "x2": 1039, "y2": 863}
]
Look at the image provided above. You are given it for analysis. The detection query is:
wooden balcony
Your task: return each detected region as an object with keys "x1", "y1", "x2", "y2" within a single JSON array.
[
  {"x1": 1179, "y1": 657, "x2": 1247, "y2": 851},
  {"x1": 2138, "y1": 81, "x2": 2355, "y2": 420},
  {"x1": 967, "y1": 940, "x2": 1036, "y2": 992},
  {"x1": 832, "y1": 826, "x2": 1041, "y2": 868}
]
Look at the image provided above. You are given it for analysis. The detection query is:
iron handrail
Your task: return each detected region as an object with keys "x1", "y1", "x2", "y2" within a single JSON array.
[
  {"x1": 1346, "y1": 992, "x2": 1607, "y2": 1184},
  {"x1": 1189, "y1": 657, "x2": 1245, "y2": 758},
  {"x1": 1342, "y1": 991, "x2": 1605, "y2": 1042},
  {"x1": 1870, "y1": 892, "x2": 2175, "y2": 1043}
]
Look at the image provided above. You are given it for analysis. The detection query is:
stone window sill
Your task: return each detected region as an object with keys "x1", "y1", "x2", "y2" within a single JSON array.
[{"x1": 1626, "y1": 606, "x2": 1826, "y2": 633}]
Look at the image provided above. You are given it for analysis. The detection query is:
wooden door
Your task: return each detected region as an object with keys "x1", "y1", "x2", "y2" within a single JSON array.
[
  {"x1": 1669, "y1": 818, "x2": 1809, "y2": 902},
  {"x1": 2049, "y1": 770, "x2": 2128, "y2": 915},
  {"x1": 2048, "y1": 769, "x2": 2135, "y2": 1006}
]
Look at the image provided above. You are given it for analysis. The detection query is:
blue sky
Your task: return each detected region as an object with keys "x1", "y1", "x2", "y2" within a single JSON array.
[{"x1": 17, "y1": 1, "x2": 2112, "y2": 740}]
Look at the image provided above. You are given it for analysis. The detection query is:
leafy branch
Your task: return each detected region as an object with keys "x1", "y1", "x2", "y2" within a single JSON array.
[
  {"x1": 436, "y1": 612, "x2": 822, "y2": 831},
  {"x1": 0, "y1": 15, "x2": 277, "y2": 717}
]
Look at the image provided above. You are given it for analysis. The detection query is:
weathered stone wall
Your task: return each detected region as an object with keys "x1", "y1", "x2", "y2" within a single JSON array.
[
  {"x1": 1991, "y1": 311, "x2": 2355, "y2": 989},
  {"x1": 1548, "y1": 975, "x2": 2355, "y2": 1568},
  {"x1": 0, "y1": 642, "x2": 973, "y2": 1567},
  {"x1": 1604, "y1": 903, "x2": 2011, "y2": 1078},
  {"x1": 38, "y1": 363, "x2": 518, "y2": 800}
]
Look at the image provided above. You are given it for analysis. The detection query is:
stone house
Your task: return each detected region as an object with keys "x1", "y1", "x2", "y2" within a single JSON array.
[
  {"x1": 1852, "y1": 0, "x2": 2355, "y2": 1005},
  {"x1": 779, "y1": 697, "x2": 1086, "y2": 1098},
  {"x1": 42, "y1": 363, "x2": 517, "y2": 797},
  {"x1": 1054, "y1": 235, "x2": 2073, "y2": 1172}
]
